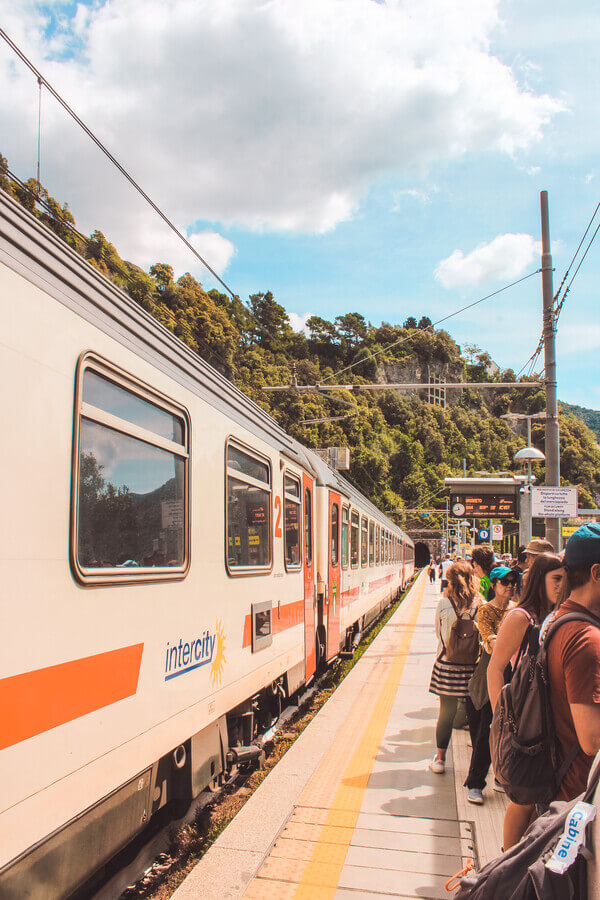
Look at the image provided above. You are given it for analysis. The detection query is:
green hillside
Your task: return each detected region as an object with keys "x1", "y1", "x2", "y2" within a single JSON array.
[
  {"x1": 3, "y1": 158, "x2": 599, "y2": 516},
  {"x1": 560, "y1": 401, "x2": 600, "y2": 443}
]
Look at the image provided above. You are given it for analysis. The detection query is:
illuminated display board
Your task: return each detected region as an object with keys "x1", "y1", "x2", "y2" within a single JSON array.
[
  {"x1": 451, "y1": 494, "x2": 517, "y2": 518},
  {"x1": 247, "y1": 503, "x2": 267, "y2": 526}
]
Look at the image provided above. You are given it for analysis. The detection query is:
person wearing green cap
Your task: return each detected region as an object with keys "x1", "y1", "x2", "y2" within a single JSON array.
[
  {"x1": 546, "y1": 524, "x2": 600, "y2": 803},
  {"x1": 471, "y1": 546, "x2": 494, "y2": 601}
]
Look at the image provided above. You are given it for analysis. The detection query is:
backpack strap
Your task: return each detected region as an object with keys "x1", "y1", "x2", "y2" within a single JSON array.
[
  {"x1": 542, "y1": 610, "x2": 600, "y2": 651},
  {"x1": 446, "y1": 593, "x2": 460, "y2": 619},
  {"x1": 556, "y1": 742, "x2": 582, "y2": 789},
  {"x1": 542, "y1": 611, "x2": 600, "y2": 790},
  {"x1": 583, "y1": 754, "x2": 600, "y2": 803}
]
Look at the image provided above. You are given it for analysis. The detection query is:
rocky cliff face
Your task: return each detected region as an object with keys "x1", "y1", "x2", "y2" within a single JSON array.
[{"x1": 377, "y1": 357, "x2": 465, "y2": 406}]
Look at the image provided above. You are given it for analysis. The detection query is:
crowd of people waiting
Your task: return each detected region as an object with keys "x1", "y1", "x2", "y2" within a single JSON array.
[{"x1": 427, "y1": 524, "x2": 600, "y2": 854}]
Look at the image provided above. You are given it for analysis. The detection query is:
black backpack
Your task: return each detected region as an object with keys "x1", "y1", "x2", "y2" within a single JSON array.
[
  {"x1": 490, "y1": 611, "x2": 600, "y2": 807},
  {"x1": 452, "y1": 759, "x2": 600, "y2": 900}
]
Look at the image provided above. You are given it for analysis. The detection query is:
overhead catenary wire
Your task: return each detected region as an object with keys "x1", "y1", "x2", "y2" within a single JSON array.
[
  {"x1": 554, "y1": 218, "x2": 600, "y2": 324},
  {"x1": 0, "y1": 27, "x2": 238, "y2": 300},
  {"x1": 319, "y1": 270, "x2": 541, "y2": 385},
  {"x1": 4, "y1": 168, "x2": 235, "y2": 373},
  {"x1": 515, "y1": 332, "x2": 544, "y2": 379},
  {"x1": 553, "y1": 201, "x2": 600, "y2": 310}
]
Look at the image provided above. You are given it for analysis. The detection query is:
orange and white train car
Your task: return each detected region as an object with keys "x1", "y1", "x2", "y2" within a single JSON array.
[{"x1": 0, "y1": 188, "x2": 413, "y2": 898}]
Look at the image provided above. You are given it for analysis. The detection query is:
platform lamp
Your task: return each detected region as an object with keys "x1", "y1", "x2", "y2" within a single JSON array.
[{"x1": 513, "y1": 446, "x2": 545, "y2": 546}]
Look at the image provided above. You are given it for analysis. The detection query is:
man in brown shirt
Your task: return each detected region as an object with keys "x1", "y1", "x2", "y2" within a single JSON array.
[{"x1": 547, "y1": 523, "x2": 600, "y2": 801}]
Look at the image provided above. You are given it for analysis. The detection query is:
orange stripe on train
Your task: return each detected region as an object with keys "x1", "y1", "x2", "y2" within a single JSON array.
[
  {"x1": 0, "y1": 644, "x2": 144, "y2": 751},
  {"x1": 242, "y1": 600, "x2": 304, "y2": 648}
]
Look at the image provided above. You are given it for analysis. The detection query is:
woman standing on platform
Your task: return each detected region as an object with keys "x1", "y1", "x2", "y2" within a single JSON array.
[
  {"x1": 487, "y1": 553, "x2": 565, "y2": 849},
  {"x1": 429, "y1": 560, "x2": 481, "y2": 774}
]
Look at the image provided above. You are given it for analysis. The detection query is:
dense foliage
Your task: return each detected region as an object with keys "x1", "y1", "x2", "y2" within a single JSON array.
[
  {"x1": 3, "y1": 156, "x2": 599, "y2": 515},
  {"x1": 560, "y1": 401, "x2": 600, "y2": 443}
]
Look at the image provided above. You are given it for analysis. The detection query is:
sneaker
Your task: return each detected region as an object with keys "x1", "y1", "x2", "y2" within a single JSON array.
[
  {"x1": 493, "y1": 779, "x2": 505, "y2": 793},
  {"x1": 467, "y1": 788, "x2": 484, "y2": 805},
  {"x1": 429, "y1": 757, "x2": 445, "y2": 774}
]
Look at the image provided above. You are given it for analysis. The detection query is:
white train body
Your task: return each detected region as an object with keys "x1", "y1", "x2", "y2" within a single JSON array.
[{"x1": 0, "y1": 190, "x2": 414, "y2": 898}]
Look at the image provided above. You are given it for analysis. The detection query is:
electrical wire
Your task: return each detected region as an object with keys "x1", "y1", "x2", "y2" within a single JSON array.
[
  {"x1": 515, "y1": 332, "x2": 544, "y2": 379},
  {"x1": 4, "y1": 168, "x2": 234, "y2": 372},
  {"x1": 555, "y1": 218, "x2": 600, "y2": 324},
  {"x1": 553, "y1": 201, "x2": 600, "y2": 307},
  {"x1": 0, "y1": 27, "x2": 238, "y2": 299},
  {"x1": 319, "y1": 270, "x2": 541, "y2": 384}
]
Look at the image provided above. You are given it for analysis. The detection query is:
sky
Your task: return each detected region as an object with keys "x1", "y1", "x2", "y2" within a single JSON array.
[{"x1": 1, "y1": 0, "x2": 598, "y2": 408}]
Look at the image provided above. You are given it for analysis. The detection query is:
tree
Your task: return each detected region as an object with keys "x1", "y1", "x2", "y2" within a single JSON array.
[
  {"x1": 247, "y1": 291, "x2": 294, "y2": 353},
  {"x1": 334, "y1": 313, "x2": 368, "y2": 355},
  {"x1": 403, "y1": 316, "x2": 417, "y2": 329},
  {"x1": 150, "y1": 263, "x2": 175, "y2": 293},
  {"x1": 418, "y1": 316, "x2": 432, "y2": 330}
]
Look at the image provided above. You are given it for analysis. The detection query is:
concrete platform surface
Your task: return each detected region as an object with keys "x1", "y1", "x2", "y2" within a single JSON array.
[{"x1": 172, "y1": 572, "x2": 503, "y2": 899}]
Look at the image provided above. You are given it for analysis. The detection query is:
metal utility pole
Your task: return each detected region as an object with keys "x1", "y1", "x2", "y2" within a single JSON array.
[{"x1": 541, "y1": 191, "x2": 560, "y2": 550}]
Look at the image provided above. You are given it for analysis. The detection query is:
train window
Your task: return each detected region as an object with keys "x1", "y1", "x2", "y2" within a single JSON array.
[
  {"x1": 376, "y1": 524, "x2": 380, "y2": 565},
  {"x1": 361, "y1": 517, "x2": 368, "y2": 567},
  {"x1": 341, "y1": 505, "x2": 349, "y2": 569},
  {"x1": 350, "y1": 510, "x2": 359, "y2": 567},
  {"x1": 227, "y1": 444, "x2": 270, "y2": 484},
  {"x1": 73, "y1": 357, "x2": 189, "y2": 584},
  {"x1": 368, "y1": 521, "x2": 374, "y2": 566},
  {"x1": 284, "y1": 473, "x2": 301, "y2": 570},
  {"x1": 305, "y1": 488, "x2": 313, "y2": 566},
  {"x1": 385, "y1": 531, "x2": 389, "y2": 564},
  {"x1": 331, "y1": 503, "x2": 339, "y2": 566},
  {"x1": 227, "y1": 441, "x2": 272, "y2": 572}
]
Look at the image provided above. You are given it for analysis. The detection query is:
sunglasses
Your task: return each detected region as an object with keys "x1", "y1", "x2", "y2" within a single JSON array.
[{"x1": 499, "y1": 576, "x2": 520, "y2": 587}]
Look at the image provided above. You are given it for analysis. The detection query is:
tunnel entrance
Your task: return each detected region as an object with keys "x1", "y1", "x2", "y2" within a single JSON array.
[{"x1": 414, "y1": 541, "x2": 431, "y2": 568}]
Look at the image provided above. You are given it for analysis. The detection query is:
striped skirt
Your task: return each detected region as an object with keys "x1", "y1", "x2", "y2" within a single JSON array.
[{"x1": 429, "y1": 657, "x2": 476, "y2": 698}]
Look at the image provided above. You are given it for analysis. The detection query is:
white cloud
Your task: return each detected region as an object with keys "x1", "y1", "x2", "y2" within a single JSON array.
[
  {"x1": 393, "y1": 186, "x2": 440, "y2": 209},
  {"x1": 288, "y1": 312, "x2": 313, "y2": 334},
  {"x1": 434, "y1": 233, "x2": 542, "y2": 289},
  {"x1": 0, "y1": 0, "x2": 563, "y2": 249}
]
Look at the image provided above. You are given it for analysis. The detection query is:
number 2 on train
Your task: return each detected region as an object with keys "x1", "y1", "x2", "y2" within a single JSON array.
[{"x1": 274, "y1": 496, "x2": 283, "y2": 537}]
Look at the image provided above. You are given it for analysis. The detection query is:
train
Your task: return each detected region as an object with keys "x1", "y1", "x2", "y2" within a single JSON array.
[{"x1": 0, "y1": 187, "x2": 414, "y2": 899}]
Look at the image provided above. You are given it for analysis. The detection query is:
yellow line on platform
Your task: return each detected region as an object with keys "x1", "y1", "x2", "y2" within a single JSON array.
[{"x1": 293, "y1": 571, "x2": 428, "y2": 899}]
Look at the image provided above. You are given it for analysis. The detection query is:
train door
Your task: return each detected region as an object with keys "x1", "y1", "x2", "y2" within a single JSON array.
[
  {"x1": 402, "y1": 536, "x2": 407, "y2": 587},
  {"x1": 327, "y1": 491, "x2": 341, "y2": 660},
  {"x1": 303, "y1": 473, "x2": 316, "y2": 680}
]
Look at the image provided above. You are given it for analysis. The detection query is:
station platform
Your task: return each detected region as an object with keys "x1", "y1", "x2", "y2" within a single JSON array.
[{"x1": 173, "y1": 571, "x2": 507, "y2": 900}]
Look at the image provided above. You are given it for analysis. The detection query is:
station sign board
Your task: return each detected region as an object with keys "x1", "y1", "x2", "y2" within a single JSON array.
[
  {"x1": 451, "y1": 493, "x2": 517, "y2": 519},
  {"x1": 492, "y1": 523, "x2": 504, "y2": 541},
  {"x1": 531, "y1": 486, "x2": 578, "y2": 518},
  {"x1": 562, "y1": 525, "x2": 579, "y2": 538}
]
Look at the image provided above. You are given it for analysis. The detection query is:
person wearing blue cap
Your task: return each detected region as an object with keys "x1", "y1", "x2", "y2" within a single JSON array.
[
  {"x1": 463, "y1": 564, "x2": 519, "y2": 805},
  {"x1": 487, "y1": 551, "x2": 565, "y2": 847},
  {"x1": 546, "y1": 523, "x2": 600, "y2": 803}
]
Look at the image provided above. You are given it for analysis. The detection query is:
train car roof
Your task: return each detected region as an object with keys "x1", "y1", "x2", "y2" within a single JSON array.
[
  {"x1": 0, "y1": 189, "x2": 410, "y2": 544},
  {"x1": 0, "y1": 189, "x2": 314, "y2": 465},
  {"x1": 306, "y1": 449, "x2": 412, "y2": 543}
]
